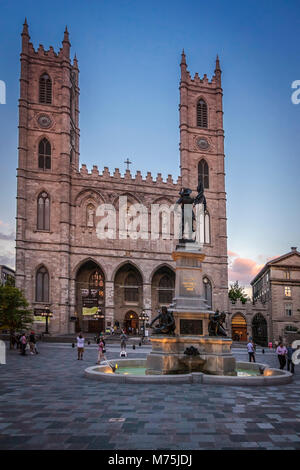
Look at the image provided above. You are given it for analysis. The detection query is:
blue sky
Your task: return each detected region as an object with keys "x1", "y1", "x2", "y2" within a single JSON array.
[{"x1": 0, "y1": 0, "x2": 299, "y2": 289}]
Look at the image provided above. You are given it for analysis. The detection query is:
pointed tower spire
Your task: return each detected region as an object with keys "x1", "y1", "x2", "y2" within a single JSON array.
[
  {"x1": 73, "y1": 53, "x2": 78, "y2": 69},
  {"x1": 22, "y1": 17, "x2": 29, "y2": 37},
  {"x1": 62, "y1": 25, "x2": 70, "y2": 58},
  {"x1": 21, "y1": 18, "x2": 30, "y2": 53},
  {"x1": 214, "y1": 54, "x2": 221, "y2": 85},
  {"x1": 180, "y1": 49, "x2": 187, "y2": 79},
  {"x1": 215, "y1": 54, "x2": 221, "y2": 71}
]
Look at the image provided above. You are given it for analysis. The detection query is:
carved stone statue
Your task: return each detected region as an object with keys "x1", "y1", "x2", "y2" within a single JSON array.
[
  {"x1": 208, "y1": 310, "x2": 227, "y2": 337},
  {"x1": 149, "y1": 306, "x2": 176, "y2": 335},
  {"x1": 87, "y1": 204, "x2": 95, "y2": 227}
]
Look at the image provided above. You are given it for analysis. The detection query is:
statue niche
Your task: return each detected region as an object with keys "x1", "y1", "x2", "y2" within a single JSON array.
[{"x1": 86, "y1": 204, "x2": 95, "y2": 228}]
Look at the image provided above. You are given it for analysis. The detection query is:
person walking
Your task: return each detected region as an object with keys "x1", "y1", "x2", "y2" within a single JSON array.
[
  {"x1": 286, "y1": 343, "x2": 295, "y2": 373},
  {"x1": 20, "y1": 333, "x2": 27, "y2": 356},
  {"x1": 97, "y1": 337, "x2": 107, "y2": 364},
  {"x1": 76, "y1": 333, "x2": 85, "y2": 360},
  {"x1": 29, "y1": 331, "x2": 36, "y2": 355},
  {"x1": 276, "y1": 342, "x2": 287, "y2": 370},
  {"x1": 120, "y1": 331, "x2": 127, "y2": 350},
  {"x1": 247, "y1": 339, "x2": 256, "y2": 362}
]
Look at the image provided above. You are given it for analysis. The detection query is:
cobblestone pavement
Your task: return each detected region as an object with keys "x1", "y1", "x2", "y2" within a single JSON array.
[{"x1": 1, "y1": 342, "x2": 300, "y2": 450}]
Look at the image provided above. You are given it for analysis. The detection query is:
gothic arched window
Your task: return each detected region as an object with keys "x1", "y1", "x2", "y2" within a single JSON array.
[
  {"x1": 39, "y1": 73, "x2": 52, "y2": 104},
  {"x1": 38, "y1": 138, "x2": 51, "y2": 170},
  {"x1": 37, "y1": 192, "x2": 50, "y2": 231},
  {"x1": 158, "y1": 275, "x2": 174, "y2": 304},
  {"x1": 203, "y1": 277, "x2": 212, "y2": 308},
  {"x1": 124, "y1": 273, "x2": 140, "y2": 302},
  {"x1": 36, "y1": 266, "x2": 49, "y2": 302},
  {"x1": 198, "y1": 159, "x2": 209, "y2": 189},
  {"x1": 197, "y1": 99, "x2": 208, "y2": 128},
  {"x1": 198, "y1": 210, "x2": 210, "y2": 244}
]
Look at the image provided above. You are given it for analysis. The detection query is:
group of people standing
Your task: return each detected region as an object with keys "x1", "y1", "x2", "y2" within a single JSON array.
[
  {"x1": 76, "y1": 330, "x2": 129, "y2": 364},
  {"x1": 247, "y1": 338, "x2": 296, "y2": 373},
  {"x1": 10, "y1": 331, "x2": 38, "y2": 356}
]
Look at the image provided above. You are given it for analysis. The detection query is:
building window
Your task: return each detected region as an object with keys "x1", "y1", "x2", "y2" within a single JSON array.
[
  {"x1": 124, "y1": 273, "x2": 139, "y2": 302},
  {"x1": 39, "y1": 73, "x2": 52, "y2": 104},
  {"x1": 89, "y1": 269, "x2": 105, "y2": 300},
  {"x1": 197, "y1": 99, "x2": 208, "y2": 128},
  {"x1": 284, "y1": 286, "x2": 291, "y2": 297},
  {"x1": 285, "y1": 271, "x2": 291, "y2": 280},
  {"x1": 38, "y1": 138, "x2": 51, "y2": 170},
  {"x1": 198, "y1": 159, "x2": 209, "y2": 189},
  {"x1": 37, "y1": 192, "x2": 50, "y2": 231},
  {"x1": 198, "y1": 210, "x2": 210, "y2": 244},
  {"x1": 285, "y1": 303, "x2": 292, "y2": 317},
  {"x1": 36, "y1": 266, "x2": 49, "y2": 302},
  {"x1": 203, "y1": 277, "x2": 212, "y2": 308},
  {"x1": 158, "y1": 275, "x2": 174, "y2": 304}
]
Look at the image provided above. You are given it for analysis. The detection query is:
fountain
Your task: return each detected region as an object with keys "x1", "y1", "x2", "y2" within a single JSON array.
[{"x1": 85, "y1": 186, "x2": 293, "y2": 386}]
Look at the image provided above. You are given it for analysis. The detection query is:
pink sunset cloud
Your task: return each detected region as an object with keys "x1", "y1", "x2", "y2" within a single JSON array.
[{"x1": 228, "y1": 250, "x2": 264, "y2": 286}]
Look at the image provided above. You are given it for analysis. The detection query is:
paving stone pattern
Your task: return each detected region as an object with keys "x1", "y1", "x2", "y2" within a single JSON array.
[{"x1": 1, "y1": 343, "x2": 300, "y2": 450}]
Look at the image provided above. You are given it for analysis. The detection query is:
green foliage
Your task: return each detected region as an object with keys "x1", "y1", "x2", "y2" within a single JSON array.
[
  {"x1": 228, "y1": 281, "x2": 249, "y2": 304},
  {"x1": 0, "y1": 284, "x2": 32, "y2": 333},
  {"x1": 5, "y1": 275, "x2": 16, "y2": 287}
]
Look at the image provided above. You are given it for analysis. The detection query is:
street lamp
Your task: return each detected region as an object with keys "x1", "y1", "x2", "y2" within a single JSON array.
[
  {"x1": 40, "y1": 307, "x2": 53, "y2": 335},
  {"x1": 139, "y1": 309, "x2": 149, "y2": 341}
]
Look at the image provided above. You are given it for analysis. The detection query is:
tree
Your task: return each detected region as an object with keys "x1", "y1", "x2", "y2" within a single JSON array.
[
  {"x1": 0, "y1": 284, "x2": 33, "y2": 348},
  {"x1": 228, "y1": 281, "x2": 249, "y2": 304}
]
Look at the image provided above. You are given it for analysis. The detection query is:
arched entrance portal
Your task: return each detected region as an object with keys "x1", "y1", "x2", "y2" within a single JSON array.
[
  {"x1": 114, "y1": 263, "x2": 143, "y2": 330},
  {"x1": 124, "y1": 311, "x2": 139, "y2": 335},
  {"x1": 252, "y1": 313, "x2": 268, "y2": 347},
  {"x1": 231, "y1": 313, "x2": 247, "y2": 341},
  {"x1": 75, "y1": 260, "x2": 105, "y2": 333}
]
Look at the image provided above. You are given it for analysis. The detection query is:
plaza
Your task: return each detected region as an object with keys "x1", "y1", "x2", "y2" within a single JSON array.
[{"x1": 0, "y1": 342, "x2": 300, "y2": 450}]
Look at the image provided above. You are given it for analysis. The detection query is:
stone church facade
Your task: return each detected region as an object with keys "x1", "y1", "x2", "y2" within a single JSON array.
[{"x1": 15, "y1": 21, "x2": 229, "y2": 334}]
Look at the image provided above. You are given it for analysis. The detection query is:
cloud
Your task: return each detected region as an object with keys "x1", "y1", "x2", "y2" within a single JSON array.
[
  {"x1": 0, "y1": 231, "x2": 15, "y2": 241},
  {"x1": 0, "y1": 254, "x2": 15, "y2": 269},
  {"x1": 228, "y1": 251, "x2": 264, "y2": 286}
]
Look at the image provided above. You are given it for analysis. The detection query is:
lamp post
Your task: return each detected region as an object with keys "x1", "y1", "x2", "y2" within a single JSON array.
[
  {"x1": 40, "y1": 307, "x2": 53, "y2": 335},
  {"x1": 139, "y1": 309, "x2": 149, "y2": 342}
]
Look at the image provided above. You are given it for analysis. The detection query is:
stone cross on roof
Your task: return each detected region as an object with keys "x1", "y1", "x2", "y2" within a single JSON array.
[{"x1": 124, "y1": 158, "x2": 132, "y2": 171}]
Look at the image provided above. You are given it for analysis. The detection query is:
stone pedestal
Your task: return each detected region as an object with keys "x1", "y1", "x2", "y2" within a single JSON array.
[{"x1": 146, "y1": 242, "x2": 236, "y2": 376}]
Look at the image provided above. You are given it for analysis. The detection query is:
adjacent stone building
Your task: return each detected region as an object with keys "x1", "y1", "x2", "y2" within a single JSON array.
[
  {"x1": 0, "y1": 266, "x2": 15, "y2": 286},
  {"x1": 15, "y1": 22, "x2": 229, "y2": 334},
  {"x1": 229, "y1": 247, "x2": 300, "y2": 345}
]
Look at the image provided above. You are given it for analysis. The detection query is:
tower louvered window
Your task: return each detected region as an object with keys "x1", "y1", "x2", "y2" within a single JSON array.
[
  {"x1": 198, "y1": 159, "x2": 209, "y2": 189},
  {"x1": 39, "y1": 73, "x2": 52, "y2": 104},
  {"x1": 197, "y1": 99, "x2": 208, "y2": 128},
  {"x1": 38, "y1": 138, "x2": 51, "y2": 170}
]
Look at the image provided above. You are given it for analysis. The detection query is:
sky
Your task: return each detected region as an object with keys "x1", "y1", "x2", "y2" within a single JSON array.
[{"x1": 0, "y1": 0, "x2": 299, "y2": 295}]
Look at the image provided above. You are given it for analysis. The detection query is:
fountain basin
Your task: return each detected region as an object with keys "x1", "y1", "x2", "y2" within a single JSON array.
[{"x1": 85, "y1": 359, "x2": 293, "y2": 385}]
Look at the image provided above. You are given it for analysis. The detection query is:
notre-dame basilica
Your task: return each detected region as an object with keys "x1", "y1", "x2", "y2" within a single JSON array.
[{"x1": 15, "y1": 20, "x2": 228, "y2": 334}]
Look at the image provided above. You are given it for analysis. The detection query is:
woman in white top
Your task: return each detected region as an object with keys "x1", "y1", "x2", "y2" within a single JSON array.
[{"x1": 76, "y1": 333, "x2": 85, "y2": 360}]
